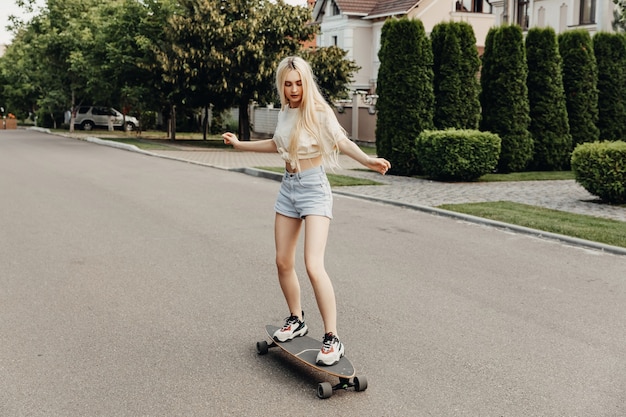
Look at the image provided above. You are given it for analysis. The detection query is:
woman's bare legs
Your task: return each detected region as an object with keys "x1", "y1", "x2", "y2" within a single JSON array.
[
  {"x1": 303, "y1": 215, "x2": 337, "y2": 336},
  {"x1": 274, "y1": 213, "x2": 337, "y2": 336},
  {"x1": 275, "y1": 213, "x2": 303, "y2": 320}
]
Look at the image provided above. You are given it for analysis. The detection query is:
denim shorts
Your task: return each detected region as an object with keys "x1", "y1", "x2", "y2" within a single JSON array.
[{"x1": 274, "y1": 165, "x2": 333, "y2": 219}]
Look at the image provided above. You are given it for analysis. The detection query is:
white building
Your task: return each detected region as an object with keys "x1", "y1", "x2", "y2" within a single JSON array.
[
  {"x1": 491, "y1": 0, "x2": 619, "y2": 34},
  {"x1": 312, "y1": 0, "x2": 621, "y2": 94}
]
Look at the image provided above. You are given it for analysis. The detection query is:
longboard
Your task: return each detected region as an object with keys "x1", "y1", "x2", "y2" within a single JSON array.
[{"x1": 256, "y1": 325, "x2": 368, "y2": 399}]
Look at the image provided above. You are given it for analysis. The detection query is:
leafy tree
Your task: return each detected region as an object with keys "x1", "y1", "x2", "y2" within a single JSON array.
[
  {"x1": 0, "y1": 28, "x2": 40, "y2": 119},
  {"x1": 164, "y1": 0, "x2": 231, "y2": 139},
  {"x1": 1, "y1": 0, "x2": 356, "y2": 138},
  {"x1": 376, "y1": 18, "x2": 434, "y2": 176},
  {"x1": 431, "y1": 21, "x2": 480, "y2": 129},
  {"x1": 525, "y1": 27, "x2": 572, "y2": 170},
  {"x1": 558, "y1": 30, "x2": 600, "y2": 146},
  {"x1": 91, "y1": 0, "x2": 176, "y2": 132},
  {"x1": 479, "y1": 25, "x2": 533, "y2": 172},
  {"x1": 593, "y1": 32, "x2": 626, "y2": 141},
  {"x1": 218, "y1": 0, "x2": 316, "y2": 141},
  {"x1": 302, "y1": 46, "x2": 360, "y2": 104}
]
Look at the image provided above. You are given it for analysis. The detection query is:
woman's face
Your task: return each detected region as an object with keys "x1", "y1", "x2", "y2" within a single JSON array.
[{"x1": 284, "y1": 70, "x2": 303, "y2": 108}]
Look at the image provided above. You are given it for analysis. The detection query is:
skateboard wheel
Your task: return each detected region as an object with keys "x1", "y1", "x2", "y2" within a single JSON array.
[
  {"x1": 256, "y1": 340, "x2": 269, "y2": 355},
  {"x1": 317, "y1": 382, "x2": 333, "y2": 399},
  {"x1": 354, "y1": 375, "x2": 368, "y2": 392}
]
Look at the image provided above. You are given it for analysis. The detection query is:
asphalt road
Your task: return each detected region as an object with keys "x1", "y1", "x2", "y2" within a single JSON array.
[{"x1": 1, "y1": 130, "x2": 625, "y2": 417}]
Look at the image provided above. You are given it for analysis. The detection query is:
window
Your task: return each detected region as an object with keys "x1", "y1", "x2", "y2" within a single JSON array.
[
  {"x1": 331, "y1": 1, "x2": 340, "y2": 16},
  {"x1": 580, "y1": 0, "x2": 596, "y2": 24},
  {"x1": 456, "y1": 0, "x2": 485, "y2": 13},
  {"x1": 517, "y1": 0, "x2": 529, "y2": 30},
  {"x1": 537, "y1": 7, "x2": 546, "y2": 27},
  {"x1": 332, "y1": 36, "x2": 338, "y2": 46}
]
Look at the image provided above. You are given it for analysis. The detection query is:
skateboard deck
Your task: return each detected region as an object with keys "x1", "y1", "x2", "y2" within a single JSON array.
[{"x1": 256, "y1": 325, "x2": 368, "y2": 398}]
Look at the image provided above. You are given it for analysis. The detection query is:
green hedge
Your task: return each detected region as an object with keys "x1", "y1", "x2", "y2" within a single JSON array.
[
  {"x1": 417, "y1": 129, "x2": 501, "y2": 181},
  {"x1": 571, "y1": 141, "x2": 626, "y2": 204}
]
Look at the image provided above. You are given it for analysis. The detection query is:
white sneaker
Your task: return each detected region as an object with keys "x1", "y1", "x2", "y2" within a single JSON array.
[
  {"x1": 316, "y1": 333, "x2": 345, "y2": 366},
  {"x1": 273, "y1": 313, "x2": 308, "y2": 342}
]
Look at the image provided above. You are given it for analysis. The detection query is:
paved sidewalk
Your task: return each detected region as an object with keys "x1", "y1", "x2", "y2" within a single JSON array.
[{"x1": 148, "y1": 148, "x2": 626, "y2": 223}]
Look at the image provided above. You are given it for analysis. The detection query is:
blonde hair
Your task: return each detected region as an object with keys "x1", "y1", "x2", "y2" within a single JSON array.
[{"x1": 275, "y1": 56, "x2": 341, "y2": 171}]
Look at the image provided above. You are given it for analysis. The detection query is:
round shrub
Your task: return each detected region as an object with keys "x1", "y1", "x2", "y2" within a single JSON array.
[
  {"x1": 571, "y1": 141, "x2": 626, "y2": 204},
  {"x1": 417, "y1": 129, "x2": 501, "y2": 181}
]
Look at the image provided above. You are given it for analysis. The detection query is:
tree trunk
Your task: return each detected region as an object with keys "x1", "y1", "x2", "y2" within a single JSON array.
[
  {"x1": 69, "y1": 91, "x2": 75, "y2": 133},
  {"x1": 169, "y1": 104, "x2": 176, "y2": 141},
  {"x1": 202, "y1": 104, "x2": 209, "y2": 141},
  {"x1": 238, "y1": 98, "x2": 251, "y2": 141}
]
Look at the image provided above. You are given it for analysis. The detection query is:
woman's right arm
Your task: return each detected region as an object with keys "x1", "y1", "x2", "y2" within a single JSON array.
[{"x1": 222, "y1": 132, "x2": 278, "y2": 153}]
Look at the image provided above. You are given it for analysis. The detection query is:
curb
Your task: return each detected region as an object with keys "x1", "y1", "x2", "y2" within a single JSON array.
[
  {"x1": 38, "y1": 132, "x2": 626, "y2": 256},
  {"x1": 229, "y1": 165, "x2": 626, "y2": 257},
  {"x1": 331, "y1": 189, "x2": 626, "y2": 257}
]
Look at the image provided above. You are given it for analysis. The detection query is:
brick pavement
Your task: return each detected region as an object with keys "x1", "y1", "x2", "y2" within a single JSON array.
[{"x1": 149, "y1": 148, "x2": 626, "y2": 223}]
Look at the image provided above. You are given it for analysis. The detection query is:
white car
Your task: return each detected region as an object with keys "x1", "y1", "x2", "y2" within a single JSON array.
[{"x1": 73, "y1": 106, "x2": 139, "y2": 131}]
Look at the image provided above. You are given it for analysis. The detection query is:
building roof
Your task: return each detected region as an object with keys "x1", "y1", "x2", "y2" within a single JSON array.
[
  {"x1": 365, "y1": 0, "x2": 420, "y2": 19},
  {"x1": 314, "y1": 0, "x2": 420, "y2": 21},
  {"x1": 335, "y1": 0, "x2": 379, "y2": 15}
]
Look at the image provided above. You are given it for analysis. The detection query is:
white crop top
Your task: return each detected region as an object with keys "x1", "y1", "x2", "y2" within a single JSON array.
[{"x1": 272, "y1": 106, "x2": 347, "y2": 169}]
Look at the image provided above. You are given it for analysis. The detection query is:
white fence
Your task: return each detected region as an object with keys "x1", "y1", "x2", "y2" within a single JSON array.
[{"x1": 248, "y1": 98, "x2": 377, "y2": 145}]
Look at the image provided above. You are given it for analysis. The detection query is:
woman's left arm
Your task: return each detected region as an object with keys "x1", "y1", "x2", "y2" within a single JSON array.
[{"x1": 337, "y1": 138, "x2": 391, "y2": 175}]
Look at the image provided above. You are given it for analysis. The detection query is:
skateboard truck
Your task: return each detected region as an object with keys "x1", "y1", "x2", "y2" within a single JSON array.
[{"x1": 317, "y1": 375, "x2": 368, "y2": 399}]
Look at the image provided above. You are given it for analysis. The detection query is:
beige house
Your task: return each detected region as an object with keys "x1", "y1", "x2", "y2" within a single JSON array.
[
  {"x1": 307, "y1": 0, "x2": 620, "y2": 143},
  {"x1": 312, "y1": 0, "x2": 621, "y2": 95},
  {"x1": 491, "y1": 0, "x2": 620, "y2": 35},
  {"x1": 312, "y1": 0, "x2": 496, "y2": 94}
]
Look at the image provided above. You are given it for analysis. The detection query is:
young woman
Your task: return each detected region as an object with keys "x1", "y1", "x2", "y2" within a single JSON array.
[{"x1": 222, "y1": 56, "x2": 390, "y2": 365}]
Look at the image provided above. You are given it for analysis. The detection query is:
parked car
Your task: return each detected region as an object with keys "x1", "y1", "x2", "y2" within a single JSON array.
[{"x1": 72, "y1": 106, "x2": 139, "y2": 131}]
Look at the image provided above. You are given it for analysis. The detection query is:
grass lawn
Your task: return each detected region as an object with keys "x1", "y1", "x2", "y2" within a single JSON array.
[
  {"x1": 479, "y1": 171, "x2": 575, "y2": 181},
  {"x1": 438, "y1": 201, "x2": 626, "y2": 248}
]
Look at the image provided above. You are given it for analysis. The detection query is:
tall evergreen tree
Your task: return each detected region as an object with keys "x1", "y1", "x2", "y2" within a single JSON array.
[
  {"x1": 376, "y1": 18, "x2": 434, "y2": 176},
  {"x1": 479, "y1": 25, "x2": 533, "y2": 172},
  {"x1": 525, "y1": 27, "x2": 572, "y2": 170},
  {"x1": 593, "y1": 32, "x2": 626, "y2": 141},
  {"x1": 558, "y1": 30, "x2": 600, "y2": 146},
  {"x1": 457, "y1": 22, "x2": 482, "y2": 129},
  {"x1": 431, "y1": 22, "x2": 480, "y2": 129}
]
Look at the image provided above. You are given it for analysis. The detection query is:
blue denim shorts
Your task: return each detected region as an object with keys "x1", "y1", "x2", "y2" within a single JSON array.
[{"x1": 274, "y1": 166, "x2": 333, "y2": 219}]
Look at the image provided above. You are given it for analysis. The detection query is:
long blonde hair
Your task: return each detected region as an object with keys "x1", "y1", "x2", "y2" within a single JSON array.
[{"x1": 275, "y1": 56, "x2": 341, "y2": 170}]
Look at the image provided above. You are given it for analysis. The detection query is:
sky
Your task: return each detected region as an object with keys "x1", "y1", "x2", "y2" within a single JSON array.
[
  {"x1": 0, "y1": 0, "x2": 308, "y2": 45},
  {"x1": 0, "y1": 0, "x2": 44, "y2": 45}
]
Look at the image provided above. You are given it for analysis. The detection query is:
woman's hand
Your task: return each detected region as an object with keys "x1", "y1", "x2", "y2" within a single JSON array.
[
  {"x1": 222, "y1": 132, "x2": 239, "y2": 148},
  {"x1": 366, "y1": 157, "x2": 391, "y2": 175}
]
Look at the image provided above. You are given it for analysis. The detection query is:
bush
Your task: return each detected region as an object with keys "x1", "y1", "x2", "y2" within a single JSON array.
[
  {"x1": 571, "y1": 141, "x2": 626, "y2": 204},
  {"x1": 417, "y1": 129, "x2": 501, "y2": 181}
]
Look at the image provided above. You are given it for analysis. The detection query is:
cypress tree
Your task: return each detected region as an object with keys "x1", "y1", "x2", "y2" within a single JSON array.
[
  {"x1": 376, "y1": 18, "x2": 434, "y2": 176},
  {"x1": 479, "y1": 25, "x2": 533, "y2": 172},
  {"x1": 593, "y1": 32, "x2": 626, "y2": 141},
  {"x1": 525, "y1": 27, "x2": 572, "y2": 170},
  {"x1": 558, "y1": 30, "x2": 600, "y2": 146},
  {"x1": 457, "y1": 21, "x2": 481, "y2": 129},
  {"x1": 479, "y1": 28, "x2": 496, "y2": 133},
  {"x1": 432, "y1": 22, "x2": 480, "y2": 129}
]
